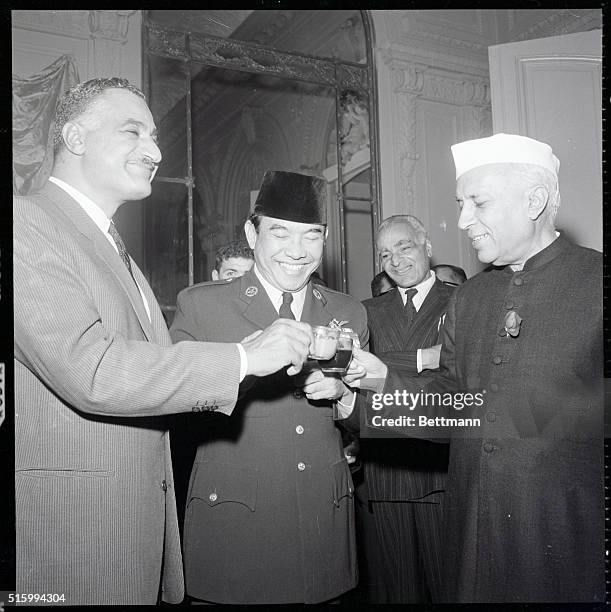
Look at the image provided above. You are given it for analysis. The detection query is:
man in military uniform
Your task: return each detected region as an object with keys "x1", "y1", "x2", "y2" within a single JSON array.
[{"x1": 170, "y1": 170, "x2": 368, "y2": 604}]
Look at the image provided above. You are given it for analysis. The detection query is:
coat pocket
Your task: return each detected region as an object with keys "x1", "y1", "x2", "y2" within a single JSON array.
[
  {"x1": 187, "y1": 461, "x2": 258, "y2": 512},
  {"x1": 331, "y1": 458, "x2": 354, "y2": 507}
]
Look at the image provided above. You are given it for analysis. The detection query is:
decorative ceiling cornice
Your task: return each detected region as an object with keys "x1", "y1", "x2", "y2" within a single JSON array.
[
  {"x1": 511, "y1": 9, "x2": 601, "y2": 41},
  {"x1": 379, "y1": 42, "x2": 489, "y2": 79},
  {"x1": 408, "y1": 28, "x2": 487, "y2": 54},
  {"x1": 385, "y1": 54, "x2": 490, "y2": 106}
]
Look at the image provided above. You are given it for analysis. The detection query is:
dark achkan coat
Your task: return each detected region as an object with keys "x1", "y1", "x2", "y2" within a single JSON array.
[
  {"x1": 170, "y1": 270, "x2": 368, "y2": 604},
  {"x1": 380, "y1": 235, "x2": 604, "y2": 603}
]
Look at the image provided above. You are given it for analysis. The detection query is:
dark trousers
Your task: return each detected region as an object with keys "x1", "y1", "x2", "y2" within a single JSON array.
[{"x1": 356, "y1": 491, "x2": 445, "y2": 604}]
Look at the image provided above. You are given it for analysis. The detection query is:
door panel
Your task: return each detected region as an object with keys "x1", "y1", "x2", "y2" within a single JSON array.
[{"x1": 489, "y1": 30, "x2": 602, "y2": 251}]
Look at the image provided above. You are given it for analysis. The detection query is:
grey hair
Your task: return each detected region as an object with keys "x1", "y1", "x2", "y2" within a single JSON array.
[
  {"x1": 509, "y1": 163, "x2": 561, "y2": 217},
  {"x1": 376, "y1": 215, "x2": 429, "y2": 245}
]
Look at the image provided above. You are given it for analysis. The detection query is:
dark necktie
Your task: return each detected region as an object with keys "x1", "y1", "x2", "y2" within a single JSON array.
[
  {"x1": 404, "y1": 287, "x2": 418, "y2": 324},
  {"x1": 109, "y1": 220, "x2": 137, "y2": 284},
  {"x1": 279, "y1": 292, "x2": 296, "y2": 320}
]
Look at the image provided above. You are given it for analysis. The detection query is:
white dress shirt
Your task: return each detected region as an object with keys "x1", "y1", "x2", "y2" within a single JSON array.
[
  {"x1": 253, "y1": 264, "x2": 308, "y2": 320},
  {"x1": 398, "y1": 269, "x2": 436, "y2": 372}
]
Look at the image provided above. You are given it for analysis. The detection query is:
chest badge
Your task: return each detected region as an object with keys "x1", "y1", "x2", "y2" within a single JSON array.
[{"x1": 245, "y1": 286, "x2": 258, "y2": 298}]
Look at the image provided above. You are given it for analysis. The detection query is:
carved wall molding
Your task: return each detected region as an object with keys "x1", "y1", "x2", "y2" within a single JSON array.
[
  {"x1": 380, "y1": 41, "x2": 489, "y2": 79},
  {"x1": 407, "y1": 28, "x2": 487, "y2": 54},
  {"x1": 423, "y1": 73, "x2": 490, "y2": 106},
  {"x1": 389, "y1": 61, "x2": 426, "y2": 95},
  {"x1": 379, "y1": 41, "x2": 491, "y2": 216},
  {"x1": 394, "y1": 91, "x2": 419, "y2": 212},
  {"x1": 388, "y1": 57, "x2": 490, "y2": 107}
]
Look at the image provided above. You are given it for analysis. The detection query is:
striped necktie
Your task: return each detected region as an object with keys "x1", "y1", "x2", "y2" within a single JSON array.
[
  {"x1": 404, "y1": 287, "x2": 418, "y2": 324},
  {"x1": 109, "y1": 220, "x2": 137, "y2": 284}
]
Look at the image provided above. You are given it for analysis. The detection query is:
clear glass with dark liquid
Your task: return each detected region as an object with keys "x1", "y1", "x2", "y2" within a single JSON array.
[{"x1": 318, "y1": 333, "x2": 354, "y2": 374}]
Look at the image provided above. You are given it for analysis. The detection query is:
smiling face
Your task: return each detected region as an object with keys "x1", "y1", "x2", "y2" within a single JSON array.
[
  {"x1": 376, "y1": 220, "x2": 431, "y2": 288},
  {"x1": 456, "y1": 164, "x2": 537, "y2": 268},
  {"x1": 244, "y1": 216, "x2": 326, "y2": 292},
  {"x1": 67, "y1": 88, "x2": 161, "y2": 211}
]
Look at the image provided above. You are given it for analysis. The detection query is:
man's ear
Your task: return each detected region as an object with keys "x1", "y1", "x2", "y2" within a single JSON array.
[
  {"x1": 62, "y1": 121, "x2": 86, "y2": 155},
  {"x1": 211, "y1": 270, "x2": 219, "y2": 281},
  {"x1": 426, "y1": 239, "x2": 433, "y2": 258},
  {"x1": 527, "y1": 185, "x2": 549, "y2": 221},
  {"x1": 244, "y1": 220, "x2": 257, "y2": 249}
]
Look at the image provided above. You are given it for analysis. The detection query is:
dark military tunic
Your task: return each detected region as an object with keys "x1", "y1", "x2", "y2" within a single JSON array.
[{"x1": 170, "y1": 270, "x2": 368, "y2": 604}]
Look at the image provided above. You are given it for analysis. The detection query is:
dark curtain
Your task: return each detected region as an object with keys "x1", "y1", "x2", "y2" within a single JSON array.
[{"x1": 13, "y1": 54, "x2": 79, "y2": 195}]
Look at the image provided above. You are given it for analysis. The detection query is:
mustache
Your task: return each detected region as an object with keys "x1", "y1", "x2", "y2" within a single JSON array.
[
  {"x1": 142, "y1": 156, "x2": 160, "y2": 169},
  {"x1": 140, "y1": 156, "x2": 160, "y2": 182}
]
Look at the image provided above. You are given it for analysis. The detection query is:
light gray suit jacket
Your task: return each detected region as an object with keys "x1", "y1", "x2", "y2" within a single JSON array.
[{"x1": 13, "y1": 181, "x2": 241, "y2": 605}]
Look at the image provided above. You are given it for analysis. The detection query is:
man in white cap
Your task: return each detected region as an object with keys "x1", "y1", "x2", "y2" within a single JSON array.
[{"x1": 346, "y1": 133, "x2": 603, "y2": 602}]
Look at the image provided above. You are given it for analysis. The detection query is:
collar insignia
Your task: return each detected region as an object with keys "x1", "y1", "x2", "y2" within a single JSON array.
[{"x1": 245, "y1": 286, "x2": 258, "y2": 297}]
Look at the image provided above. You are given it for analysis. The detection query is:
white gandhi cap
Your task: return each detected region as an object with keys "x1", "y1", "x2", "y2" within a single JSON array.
[{"x1": 451, "y1": 133, "x2": 560, "y2": 180}]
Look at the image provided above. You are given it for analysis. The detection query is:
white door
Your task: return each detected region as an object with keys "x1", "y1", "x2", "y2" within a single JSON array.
[{"x1": 489, "y1": 30, "x2": 602, "y2": 252}]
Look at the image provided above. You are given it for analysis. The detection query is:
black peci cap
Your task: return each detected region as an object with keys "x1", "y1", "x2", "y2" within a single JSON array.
[{"x1": 251, "y1": 170, "x2": 327, "y2": 225}]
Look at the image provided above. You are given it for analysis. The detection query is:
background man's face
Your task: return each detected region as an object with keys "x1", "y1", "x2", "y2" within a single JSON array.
[
  {"x1": 456, "y1": 164, "x2": 534, "y2": 267},
  {"x1": 80, "y1": 89, "x2": 161, "y2": 204},
  {"x1": 245, "y1": 216, "x2": 325, "y2": 292},
  {"x1": 376, "y1": 221, "x2": 431, "y2": 288},
  {"x1": 212, "y1": 256, "x2": 253, "y2": 281}
]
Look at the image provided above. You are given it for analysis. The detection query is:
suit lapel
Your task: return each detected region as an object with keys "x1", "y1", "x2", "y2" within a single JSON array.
[
  {"x1": 414, "y1": 280, "x2": 442, "y2": 324},
  {"x1": 38, "y1": 182, "x2": 156, "y2": 342},
  {"x1": 238, "y1": 271, "x2": 278, "y2": 330},
  {"x1": 403, "y1": 279, "x2": 445, "y2": 344},
  {"x1": 301, "y1": 283, "x2": 335, "y2": 327},
  {"x1": 378, "y1": 289, "x2": 410, "y2": 347}
]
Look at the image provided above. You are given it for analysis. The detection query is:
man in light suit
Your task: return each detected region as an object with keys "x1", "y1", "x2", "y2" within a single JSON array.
[
  {"x1": 347, "y1": 134, "x2": 603, "y2": 602},
  {"x1": 170, "y1": 170, "x2": 368, "y2": 604},
  {"x1": 350, "y1": 215, "x2": 455, "y2": 603},
  {"x1": 13, "y1": 78, "x2": 313, "y2": 606}
]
